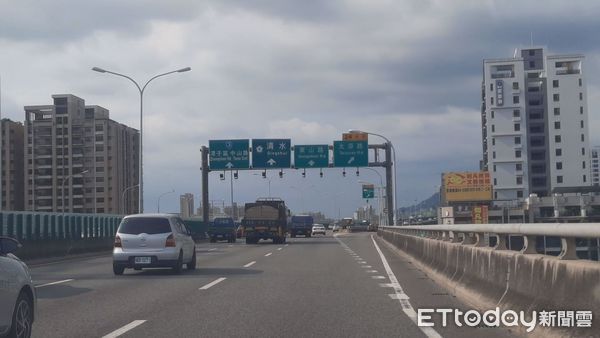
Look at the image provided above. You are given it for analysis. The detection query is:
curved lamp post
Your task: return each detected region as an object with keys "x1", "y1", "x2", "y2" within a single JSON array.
[{"x1": 92, "y1": 66, "x2": 191, "y2": 213}]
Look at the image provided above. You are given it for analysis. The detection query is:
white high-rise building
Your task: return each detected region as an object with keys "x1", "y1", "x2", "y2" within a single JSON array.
[
  {"x1": 591, "y1": 146, "x2": 600, "y2": 187},
  {"x1": 180, "y1": 193, "x2": 195, "y2": 218},
  {"x1": 481, "y1": 47, "x2": 591, "y2": 201}
]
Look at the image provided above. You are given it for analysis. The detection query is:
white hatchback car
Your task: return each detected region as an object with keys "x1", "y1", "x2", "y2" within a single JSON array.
[
  {"x1": 112, "y1": 214, "x2": 196, "y2": 275},
  {"x1": 311, "y1": 224, "x2": 326, "y2": 236},
  {"x1": 0, "y1": 237, "x2": 36, "y2": 338}
]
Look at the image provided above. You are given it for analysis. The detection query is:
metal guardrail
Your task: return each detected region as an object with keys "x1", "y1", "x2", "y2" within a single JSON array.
[{"x1": 380, "y1": 224, "x2": 600, "y2": 260}]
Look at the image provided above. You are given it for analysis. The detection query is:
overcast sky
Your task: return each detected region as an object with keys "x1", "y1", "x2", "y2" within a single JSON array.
[{"x1": 1, "y1": 0, "x2": 600, "y2": 217}]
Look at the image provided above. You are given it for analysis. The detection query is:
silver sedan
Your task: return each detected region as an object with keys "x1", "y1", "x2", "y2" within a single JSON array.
[{"x1": 0, "y1": 237, "x2": 36, "y2": 338}]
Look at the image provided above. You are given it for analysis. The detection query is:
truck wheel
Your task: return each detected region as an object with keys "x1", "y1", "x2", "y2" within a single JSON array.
[{"x1": 187, "y1": 249, "x2": 197, "y2": 270}]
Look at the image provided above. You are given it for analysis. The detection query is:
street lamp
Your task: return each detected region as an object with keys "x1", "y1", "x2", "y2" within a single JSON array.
[
  {"x1": 92, "y1": 66, "x2": 191, "y2": 213},
  {"x1": 62, "y1": 169, "x2": 89, "y2": 215},
  {"x1": 121, "y1": 185, "x2": 139, "y2": 215},
  {"x1": 253, "y1": 173, "x2": 272, "y2": 197},
  {"x1": 348, "y1": 129, "x2": 397, "y2": 225},
  {"x1": 157, "y1": 189, "x2": 175, "y2": 213}
]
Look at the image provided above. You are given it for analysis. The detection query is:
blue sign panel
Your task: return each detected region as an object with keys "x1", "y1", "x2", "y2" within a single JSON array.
[
  {"x1": 209, "y1": 139, "x2": 250, "y2": 170},
  {"x1": 252, "y1": 139, "x2": 291, "y2": 169},
  {"x1": 333, "y1": 141, "x2": 368, "y2": 167},
  {"x1": 294, "y1": 145, "x2": 329, "y2": 168}
]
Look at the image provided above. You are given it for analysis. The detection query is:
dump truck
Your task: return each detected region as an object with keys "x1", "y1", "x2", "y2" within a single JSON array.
[{"x1": 242, "y1": 198, "x2": 288, "y2": 244}]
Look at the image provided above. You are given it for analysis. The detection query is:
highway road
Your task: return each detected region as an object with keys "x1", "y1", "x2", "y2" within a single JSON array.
[{"x1": 29, "y1": 232, "x2": 520, "y2": 338}]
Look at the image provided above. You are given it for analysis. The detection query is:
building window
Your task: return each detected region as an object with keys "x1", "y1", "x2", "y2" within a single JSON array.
[
  {"x1": 494, "y1": 191, "x2": 498, "y2": 199},
  {"x1": 513, "y1": 109, "x2": 520, "y2": 117},
  {"x1": 581, "y1": 120, "x2": 584, "y2": 128},
  {"x1": 554, "y1": 107, "x2": 560, "y2": 116},
  {"x1": 494, "y1": 178, "x2": 497, "y2": 186},
  {"x1": 491, "y1": 97, "x2": 494, "y2": 105},
  {"x1": 529, "y1": 50, "x2": 535, "y2": 56},
  {"x1": 491, "y1": 125, "x2": 495, "y2": 132},
  {"x1": 513, "y1": 82, "x2": 519, "y2": 90},
  {"x1": 555, "y1": 135, "x2": 561, "y2": 143},
  {"x1": 557, "y1": 176, "x2": 563, "y2": 184},
  {"x1": 581, "y1": 134, "x2": 585, "y2": 142},
  {"x1": 493, "y1": 165, "x2": 497, "y2": 172},
  {"x1": 490, "y1": 83, "x2": 493, "y2": 91},
  {"x1": 514, "y1": 123, "x2": 520, "y2": 131},
  {"x1": 493, "y1": 151, "x2": 496, "y2": 159},
  {"x1": 516, "y1": 163, "x2": 522, "y2": 171},
  {"x1": 516, "y1": 176, "x2": 523, "y2": 185},
  {"x1": 529, "y1": 61, "x2": 535, "y2": 68},
  {"x1": 517, "y1": 190, "x2": 523, "y2": 198},
  {"x1": 580, "y1": 106, "x2": 584, "y2": 114},
  {"x1": 580, "y1": 92, "x2": 583, "y2": 100},
  {"x1": 491, "y1": 111, "x2": 495, "y2": 119},
  {"x1": 556, "y1": 162, "x2": 563, "y2": 170},
  {"x1": 582, "y1": 148, "x2": 586, "y2": 155},
  {"x1": 515, "y1": 150, "x2": 521, "y2": 158},
  {"x1": 553, "y1": 94, "x2": 560, "y2": 102},
  {"x1": 556, "y1": 149, "x2": 562, "y2": 156},
  {"x1": 583, "y1": 161, "x2": 586, "y2": 169},
  {"x1": 513, "y1": 96, "x2": 519, "y2": 104},
  {"x1": 579, "y1": 78, "x2": 583, "y2": 87},
  {"x1": 515, "y1": 136, "x2": 521, "y2": 145},
  {"x1": 553, "y1": 80, "x2": 559, "y2": 88},
  {"x1": 554, "y1": 121, "x2": 561, "y2": 130},
  {"x1": 492, "y1": 138, "x2": 495, "y2": 146},
  {"x1": 584, "y1": 175, "x2": 587, "y2": 183}
]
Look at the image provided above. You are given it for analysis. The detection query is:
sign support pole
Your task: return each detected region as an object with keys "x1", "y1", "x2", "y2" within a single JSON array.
[
  {"x1": 385, "y1": 142, "x2": 394, "y2": 226},
  {"x1": 201, "y1": 146, "x2": 210, "y2": 223}
]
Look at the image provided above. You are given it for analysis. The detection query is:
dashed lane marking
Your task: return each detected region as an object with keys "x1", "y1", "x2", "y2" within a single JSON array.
[
  {"x1": 243, "y1": 261, "x2": 256, "y2": 268},
  {"x1": 199, "y1": 277, "x2": 227, "y2": 290},
  {"x1": 35, "y1": 279, "x2": 74, "y2": 288},
  {"x1": 102, "y1": 320, "x2": 146, "y2": 338},
  {"x1": 265, "y1": 252, "x2": 273, "y2": 257}
]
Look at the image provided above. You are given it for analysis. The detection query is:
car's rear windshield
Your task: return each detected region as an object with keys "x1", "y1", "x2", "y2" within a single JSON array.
[{"x1": 118, "y1": 217, "x2": 172, "y2": 235}]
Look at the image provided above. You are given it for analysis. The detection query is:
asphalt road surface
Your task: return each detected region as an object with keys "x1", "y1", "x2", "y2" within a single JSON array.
[{"x1": 29, "y1": 232, "x2": 520, "y2": 338}]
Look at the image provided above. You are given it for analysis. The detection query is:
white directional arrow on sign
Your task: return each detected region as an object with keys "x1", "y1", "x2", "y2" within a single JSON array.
[
  {"x1": 308, "y1": 160, "x2": 315, "y2": 167},
  {"x1": 347, "y1": 156, "x2": 355, "y2": 165},
  {"x1": 267, "y1": 159, "x2": 277, "y2": 166},
  {"x1": 225, "y1": 162, "x2": 234, "y2": 169}
]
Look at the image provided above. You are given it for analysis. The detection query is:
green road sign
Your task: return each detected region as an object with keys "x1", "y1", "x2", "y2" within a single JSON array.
[
  {"x1": 252, "y1": 139, "x2": 291, "y2": 169},
  {"x1": 362, "y1": 184, "x2": 375, "y2": 199},
  {"x1": 294, "y1": 145, "x2": 329, "y2": 168},
  {"x1": 333, "y1": 141, "x2": 368, "y2": 167},
  {"x1": 209, "y1": 139, "x2": 250, "y2": 170}
]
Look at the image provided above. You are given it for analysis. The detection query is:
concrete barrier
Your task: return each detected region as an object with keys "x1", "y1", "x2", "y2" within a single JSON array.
[
  {"x1": 378, "y1": 228, "x2": 600, "y2": 336},
  {"x1": 16, "y1": 238, "x2": 114, "y2": 260}
]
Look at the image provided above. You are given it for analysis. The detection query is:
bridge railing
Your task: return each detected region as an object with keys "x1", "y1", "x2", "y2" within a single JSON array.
[
  {"x1": 380, "y1": 224, "x2": 600, "y2": 260},
  {"x1": 0, "y1": 211, "x2": 123, "y2": 241}
]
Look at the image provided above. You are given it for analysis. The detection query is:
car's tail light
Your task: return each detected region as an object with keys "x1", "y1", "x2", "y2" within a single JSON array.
[
  {"x1": 165, "y1": 234, "x2": 176, "y2": 247},
  {"x1": 114, "y1": 235, "x2": 122, "y2": 248}
]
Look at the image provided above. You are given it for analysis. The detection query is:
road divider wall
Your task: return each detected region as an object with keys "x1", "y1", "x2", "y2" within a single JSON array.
[{"x1": 378, "y1": 228, "x2": 600, "y2": 335}]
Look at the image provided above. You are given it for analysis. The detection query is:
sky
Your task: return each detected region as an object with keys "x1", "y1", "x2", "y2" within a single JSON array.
[{"x1": 1, "y1": 0, "x2": 600, "y2": 217}]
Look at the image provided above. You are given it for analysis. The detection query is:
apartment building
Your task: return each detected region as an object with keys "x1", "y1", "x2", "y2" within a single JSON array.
[
  {"x1": 592, "y1": 146, "x2": 600, "y2": 187},
  {"x1": 180, "y1": 193, "x2": 195, "y2": 218},
  {"x1": 24, "y1": 94, "x2": 139, "y2": 214},
  {"x1": 482, "y1": 47, "x2": 590, "y2": 202},
  {"x1": 1, "y1": 119, "x2": 25, "y2": 211}
]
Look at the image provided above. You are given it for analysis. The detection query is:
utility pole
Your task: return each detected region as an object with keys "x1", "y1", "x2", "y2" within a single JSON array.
[{"x1": 201, "y1": 146, "x2": 209, "y2": 223}]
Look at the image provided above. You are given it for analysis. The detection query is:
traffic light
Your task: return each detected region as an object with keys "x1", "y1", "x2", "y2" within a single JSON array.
[
  {"x1": 320, "y1": 169, "x2": 323, "y2": 178},
  {"x1": 356, "y1": 169, "x2": 360, "y2": 177},
  {"x1": 233, "y1": 171, "x2": 239, "y2": 179},
  {"x1": 279, "y1": 170, "x2": 284, "y2": 178},
  {"x1": 302, "y1": 169, "x2": 306, "y2": 178},
  {"x1": 262, "y1": 171, "x2": 266, "y2": 178},
  {"x1": 219, "y1": 172, "x2": 225, "y2": 180},
  {"x1": 342, "y1": 170, "x2": 346, "y2": 177}
]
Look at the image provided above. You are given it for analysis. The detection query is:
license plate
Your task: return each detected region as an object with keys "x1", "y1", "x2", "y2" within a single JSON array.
[{"x1": 135, "y1": 257, "x2": 151, "y2": 264}]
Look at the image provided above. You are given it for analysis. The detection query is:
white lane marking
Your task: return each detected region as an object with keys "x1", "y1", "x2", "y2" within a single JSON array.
[
  {"x1": 370, "y1": 235, "x2": 442, "y2": 338},
  {"x1": 243, "y1": 261, "x2": 256, "y2": 268},
  {"x1": 358, "y1": 261, "x2": 367, "y2": 264},
  {"x1": 362, "y1": 265, "x2": 373, "y2": 268},
  {"x1": 380, "y1": 283, "x2": 401, "y2": 288},
  {"x1": 199, "y1": 277, "x2": 227, "y2": 290},
  {"x1": 372, "y1": 275, "x2": 386, "y2": 279},
  {"x1": 208, "y1": 248, "x2": 217, "y2": 251},
  {"x1": 264, "y1": 252, "x2": 272, "y2": 257},
  {"x1": 35, "y1": 279, "x2": 74, "y2": 288},
  {"x1": 102, "y1": 320, "x2": 146, "y2": 338},
  {"x1": 285, "y1": 244, "x2": 289, "y2": 247},
  {"x1": 366, "y1": 270, "x2": 378, "y2": 273},
  {"x1": 277, "y1": 247, "x2": 283, "y2": 251}
]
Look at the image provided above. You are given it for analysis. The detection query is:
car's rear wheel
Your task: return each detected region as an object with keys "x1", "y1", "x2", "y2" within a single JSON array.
[
  {"x1": 9, "y1": 291, "x2": 33, "y2": 338},
  {"x1": 187, "y1": 249, "x2": 196, "y2": 270},
  {"x1": 113, "y1": 263, "x2": 125, "y2": 275},
  {"x1": 173, "y1": 251, "x2": 183, "y2": 274}
]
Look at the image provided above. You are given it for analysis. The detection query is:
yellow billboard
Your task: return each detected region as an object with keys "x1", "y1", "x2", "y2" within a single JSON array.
[{"x1": 443, "y1": 172, "x2": 492, "y2": 202}]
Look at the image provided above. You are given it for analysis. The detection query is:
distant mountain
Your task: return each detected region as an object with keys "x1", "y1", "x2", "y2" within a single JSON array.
[{"x1": 398, "y1": 192, "x2": 440, "y2": 216}]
